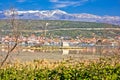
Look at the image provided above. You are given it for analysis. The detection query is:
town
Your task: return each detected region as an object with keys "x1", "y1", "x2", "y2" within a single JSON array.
[{"x1": 1, "y1": 33, "x2": 120, "y2": 48}]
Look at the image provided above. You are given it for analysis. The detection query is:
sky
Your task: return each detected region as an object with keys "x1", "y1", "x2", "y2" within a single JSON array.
[{"x1": 0, "y1": 0, "x2": 120, "y2": 16}]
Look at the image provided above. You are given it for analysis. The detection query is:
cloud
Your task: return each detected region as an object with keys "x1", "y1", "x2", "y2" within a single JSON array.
[
  {"x1": 17, "y1": 0, "x2": 26, "y2": 3},
  {"x1": 55, "y1": 4, "x2": 68, "y2": 8},
  {"x1": 49, "y1": 0, "x2": 90, "y2": 8},
  {"x1": 55, "y1": 1, "x2": 82, "y2": 8},
  {"x1": 49, "y1": 0, "x2": 59, "y2": 2}
]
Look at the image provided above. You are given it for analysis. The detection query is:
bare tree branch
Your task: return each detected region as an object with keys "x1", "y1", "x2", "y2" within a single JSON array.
[{"x1": 0, "y1": 8, "x2": 20, "y2": 68}]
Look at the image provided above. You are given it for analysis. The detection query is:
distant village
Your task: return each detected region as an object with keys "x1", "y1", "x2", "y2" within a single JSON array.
[{"x1": 0, "y1": 33, "x2": 120, "y2": 48}]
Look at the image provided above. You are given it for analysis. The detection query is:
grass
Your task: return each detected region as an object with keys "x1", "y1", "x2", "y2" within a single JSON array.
[{"x1": 0, "y1": 55, "x2": 120, "y2": 80}]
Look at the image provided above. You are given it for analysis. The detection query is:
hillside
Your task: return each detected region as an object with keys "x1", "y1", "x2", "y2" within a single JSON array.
[{"x1": 0, "y1": 20, "x2": 120, "y2": 38}]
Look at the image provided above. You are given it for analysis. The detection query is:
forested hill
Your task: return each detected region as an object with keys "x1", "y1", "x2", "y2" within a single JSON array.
[
  {"x1": 0, "y1": 20, "x2": 120, "y2": 30},
  {"x1": 0, "y1": 20, "x2": 120, "y2": 38}
]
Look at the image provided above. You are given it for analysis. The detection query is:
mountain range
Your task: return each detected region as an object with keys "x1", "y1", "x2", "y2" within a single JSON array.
[{"x1": 0, "y1": 10, "x2": 120, "y2": 26}]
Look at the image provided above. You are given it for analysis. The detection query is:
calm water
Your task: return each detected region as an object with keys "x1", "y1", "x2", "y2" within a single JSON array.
[{"x1": 0, "y1": 46, "x2": 119, "y2": 62}]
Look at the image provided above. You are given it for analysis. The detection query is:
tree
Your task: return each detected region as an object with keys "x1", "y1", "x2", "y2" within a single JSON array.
[{"x1": 0, "y1": 8, "x2": 20, "y2": 68}]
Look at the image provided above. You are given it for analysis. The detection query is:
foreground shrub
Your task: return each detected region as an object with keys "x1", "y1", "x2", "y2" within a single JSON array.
[{"x1": 0, "y1": 56, "x2": 120, "y2": 80}]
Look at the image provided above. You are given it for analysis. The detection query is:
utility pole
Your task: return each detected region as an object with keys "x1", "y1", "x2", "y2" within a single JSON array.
[{"x1": 44, "y1": 22, "x2": 49, "y2": 39}]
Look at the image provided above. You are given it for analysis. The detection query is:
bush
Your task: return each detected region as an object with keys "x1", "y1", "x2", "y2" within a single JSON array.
[{"x1": 0, "y1": 56, "x2": 120, "y2": 80}]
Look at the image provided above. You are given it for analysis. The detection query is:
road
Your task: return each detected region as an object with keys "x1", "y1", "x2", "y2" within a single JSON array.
[{"x1": 1, "y1": 28, "x2": 120, "y2": 33}]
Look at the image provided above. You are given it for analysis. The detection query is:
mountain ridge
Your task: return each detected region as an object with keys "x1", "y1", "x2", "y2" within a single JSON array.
[{"x1": 0, "y1": 9, "x2": 120, "y2": 26}]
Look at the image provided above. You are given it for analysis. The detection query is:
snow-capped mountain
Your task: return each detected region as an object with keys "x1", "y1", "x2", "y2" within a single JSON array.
[{"x1": 1, "y1": 9, "x2": 120, "y2": 25}]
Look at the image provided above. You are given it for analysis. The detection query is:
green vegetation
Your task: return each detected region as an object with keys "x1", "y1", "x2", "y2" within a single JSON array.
[
  {"x1": 0, "y1": 20, "x2": 119, "y2": 30},
  {"x1": 0, "y1": 20, "x2": 120, "y2": 38},
  {"x1": 0, "y1": 56, "x2": 120, "y2": 80}
]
